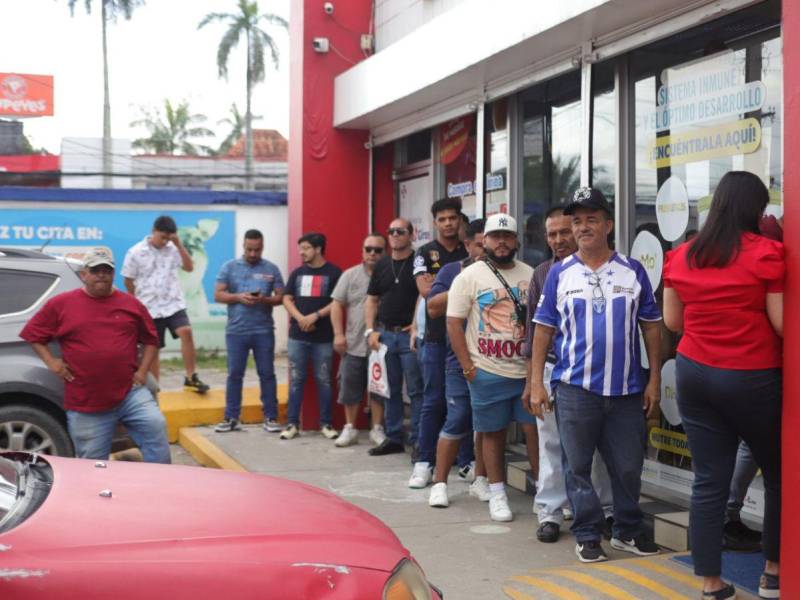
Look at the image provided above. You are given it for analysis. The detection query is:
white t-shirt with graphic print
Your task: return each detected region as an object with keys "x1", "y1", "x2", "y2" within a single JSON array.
[
  {"x1": 121, "y1": 237, "x2": 186, "y2": 319},
  {"x1": 446, "y1": 259, "x2": 533, "y2": 380}
]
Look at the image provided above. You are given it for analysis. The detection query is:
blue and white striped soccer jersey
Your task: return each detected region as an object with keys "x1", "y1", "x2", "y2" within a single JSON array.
[{"x1": 533, "y1": 253, "x2": 660, "y2": 397}]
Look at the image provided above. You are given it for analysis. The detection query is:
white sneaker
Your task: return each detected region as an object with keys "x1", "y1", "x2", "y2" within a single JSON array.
[
  {"x1": 320, "y1": 424, "x2": 339, "y2": 440},
  {"x1": 564, "y1": 507, "x2": 574, "y2": 521},
  {"x1": 279, "y1": 424, "x2": 299, "y2": 440},
  {"x1": 489, "y1": 493, "x2": 513, "y2": 522},
  {"x1": 369, "y1": 425, "x2": 387, "y2": 446},
  {"x1": 334, "y1": 424, "x2": 359, "y2": 447},
  {"x1": 469, "y1": 476, "x2": 491, "y2": 502},
  {"x1": 429, "y1": 482, "x2": 449, "y2": 508},
  {"x1": 408, "y1": 462, "x2": 432, "y2": 488}
]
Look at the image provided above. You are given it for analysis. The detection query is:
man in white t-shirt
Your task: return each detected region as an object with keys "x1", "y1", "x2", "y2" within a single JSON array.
[
  {"x1": 122, "y1": 215, "x2": 209, "y2": 393},
  {"x1": 447, "y1": 213, "x2": 535, "y2": 523}
]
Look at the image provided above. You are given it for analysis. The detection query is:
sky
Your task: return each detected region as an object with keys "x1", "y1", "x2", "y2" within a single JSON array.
[{"x1": 0, "y1": 0, "x2": 291, "y2": 154}]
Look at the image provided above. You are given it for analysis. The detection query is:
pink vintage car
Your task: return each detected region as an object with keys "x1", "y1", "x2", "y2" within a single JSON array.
[{"x1": 0, "y1": 452, "x2": 442, "y2": 599}]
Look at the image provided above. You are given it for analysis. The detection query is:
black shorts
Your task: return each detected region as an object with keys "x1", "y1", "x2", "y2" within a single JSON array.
[
  {"x1": 153, "y1": 309, "x2": 191, "y2": 348},
  {"x1": 337, "y1": 354, "x2": 368, "y2": 405}
]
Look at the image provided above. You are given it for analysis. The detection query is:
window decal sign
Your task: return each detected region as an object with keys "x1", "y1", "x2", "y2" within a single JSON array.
[
  {"x1": 648, "y1": 118, "x2": 761, "y2": 168},
  {"x1": 655, "y1": 175, "x2": 689, "y2": 242}
]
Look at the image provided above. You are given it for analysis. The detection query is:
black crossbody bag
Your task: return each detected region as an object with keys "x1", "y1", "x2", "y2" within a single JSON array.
[{"x1": 482, "y1": 258, "x2": 527, "y2": 325}]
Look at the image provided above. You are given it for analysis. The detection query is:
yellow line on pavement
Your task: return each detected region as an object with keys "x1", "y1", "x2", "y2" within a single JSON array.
[
  {"x1": 548, "y1": 569, "x2": 640, "y2": 600},
  {"x1": 589, "y1": 564, "x2": 691, "y2": 600},
  {"x1": 635, "y1": 559, "x2": 703, "y2": 590},
  {"x1": 511, "y1": 576, "x2": 584, "y2": 600},
  {"x1": 502, "y1": 586, "x2": 536, "y2": 600}
]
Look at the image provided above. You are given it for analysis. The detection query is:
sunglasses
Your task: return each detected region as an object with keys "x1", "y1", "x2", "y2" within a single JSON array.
[
  {"x1": 88, "y1": 265, "x2": 114, "y2": 275},
  {"x1": 364, "y1": 246, "x2": 384, "y2": 254},
  {"x1": 388, "y1": 227, "x2": 409, "y2": 236}
]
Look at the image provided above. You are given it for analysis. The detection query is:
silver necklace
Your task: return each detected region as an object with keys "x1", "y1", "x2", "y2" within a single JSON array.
[{"x1": 390, "y1": 256, "x2": 408, "y2": 284}]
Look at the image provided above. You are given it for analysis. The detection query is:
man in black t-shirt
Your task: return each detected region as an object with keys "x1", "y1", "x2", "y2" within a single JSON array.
[
  {"x1": 364, "y1": 218, "x2": 424, "y2": 456},
  {"x1": 281, "y1": 232, "x2": 342, "y2": 441},
  {"x1": 409, "y1": 198, "x2": 468, "y2": 488}
]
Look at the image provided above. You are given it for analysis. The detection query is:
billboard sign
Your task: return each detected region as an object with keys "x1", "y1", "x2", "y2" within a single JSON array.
[{"x1": 0, "y1": 73, "x2": 54, "y2": 117}]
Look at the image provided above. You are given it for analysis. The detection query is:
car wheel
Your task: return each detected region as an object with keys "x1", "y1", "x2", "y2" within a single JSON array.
[{"x1": 0, "y1": 405, "x2": 74, "y2": 456}]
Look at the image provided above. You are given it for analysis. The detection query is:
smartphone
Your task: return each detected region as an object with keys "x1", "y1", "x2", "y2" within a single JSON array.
[{"x1": 250, "y1": 290, "x2": 261, "y2": 297}]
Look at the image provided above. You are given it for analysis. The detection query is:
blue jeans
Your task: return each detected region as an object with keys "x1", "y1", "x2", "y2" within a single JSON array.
[
  {"x1": 555, "y1": 383, "x2": 645, "y2": 543},
  {"x1": 67, "y1": 385, "x2": 171, "y2": 464},
  {"x1": 287, "y1": 339, "x2": 333, "y2": 427},
  {"x1": 225, "y1": 332, "x2": 277, "y2": 421},
  {"x1": 418, "y1": 341, "x2": 447, "y2": 464},
  {"x1": 408, "y1": 337, "x2": 425, "y2": 446},
  {"x1": 381, "y1": 330, "x2": 423, "y2": 445}
]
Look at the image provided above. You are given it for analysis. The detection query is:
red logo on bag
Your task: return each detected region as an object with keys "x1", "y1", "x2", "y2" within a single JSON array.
[{"x1": 371, "y1": 363, "x2": 382, "y2": 381}]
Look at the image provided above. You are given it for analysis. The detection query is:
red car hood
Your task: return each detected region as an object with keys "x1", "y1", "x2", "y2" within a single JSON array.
[{"x1": 0, "y1": 455, "x2": 411, "y2": 597}]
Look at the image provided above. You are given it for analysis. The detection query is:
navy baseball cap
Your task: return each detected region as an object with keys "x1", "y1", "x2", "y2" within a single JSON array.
[{"x1": 563, "y1": 187, "x2": 613, "y2": 217}]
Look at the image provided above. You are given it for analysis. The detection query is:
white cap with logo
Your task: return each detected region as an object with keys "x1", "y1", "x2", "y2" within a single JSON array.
[
  {"x1": 484, "y1": 213, "x2": 517, "y2": 235},
  {"x1": 82, "y1": 247, "x2": 115, "y2": 269}
]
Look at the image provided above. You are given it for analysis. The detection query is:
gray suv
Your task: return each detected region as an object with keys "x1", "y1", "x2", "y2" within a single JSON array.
[{"x1": 0, "y1": 248, "x2": 148, "y2": 456}]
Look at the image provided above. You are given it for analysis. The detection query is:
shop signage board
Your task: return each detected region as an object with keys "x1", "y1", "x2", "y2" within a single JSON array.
[
  {"x1": 655, "y1": 175, "x2": 689, "y2": 241},
  {"x1": 0, "y1": 73, "x2": 54, "y2": 117},
  {"x1": 0, "y1": 208, "x2": 235, "y2": 350},
  {"x1": 439, "y1": 115, "x2": 473, "y2": 164}
]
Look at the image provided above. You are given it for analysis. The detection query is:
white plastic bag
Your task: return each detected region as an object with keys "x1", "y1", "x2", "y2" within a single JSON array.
[{"x1": 368, "y1": 343, "x2": 390, "y2": 399}]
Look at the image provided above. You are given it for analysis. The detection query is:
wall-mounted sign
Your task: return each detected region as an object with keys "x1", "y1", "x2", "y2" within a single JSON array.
[
  {"x1": 648, "y1": 118, "x2": 761, "y2": 169},
  {"x1": 630, "y1": 230, "x2": 663, "y2": 291},
  {"x1": 439, "y1": 115, "x2": 473, "y2": 165},
  {"x1": 447, "y1": 179, "x2": 475, "y2": 198},
  {"x1": 655, "y1": 175, "x2": 689, "y2": 242},
  {"x1": 486, "y1": 172, "x2": 505, "y2": 192},
  {"x1": 0, "y1": 73, "x2": 54, "y2": 117}
]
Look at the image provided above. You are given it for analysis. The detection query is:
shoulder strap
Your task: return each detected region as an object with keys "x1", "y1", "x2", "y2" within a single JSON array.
[{"x1": 482, "y1": 259, "x2": 524, "y2": 314}]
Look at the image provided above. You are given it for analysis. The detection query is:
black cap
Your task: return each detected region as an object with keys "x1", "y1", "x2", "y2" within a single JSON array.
[{"x1": 563, "y1": 187, "x2": 612, "y2": 216}]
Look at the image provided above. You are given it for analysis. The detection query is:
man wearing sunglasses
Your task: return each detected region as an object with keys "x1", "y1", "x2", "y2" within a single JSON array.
[
  {"x1": 529, "y1": 187, "x2": 662, "y2": 563},
  {"x1": 364, "y1": 219, "x2": 424, "y2": 456},
  {"x1": 21, "y1": 248, "x2": 171, "y2": 464},
  {"x1": 330, "y1": 233, "x2": 387, "y2": 447}
]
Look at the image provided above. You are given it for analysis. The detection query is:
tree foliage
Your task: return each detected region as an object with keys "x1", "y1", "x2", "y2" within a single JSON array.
[{"x1": 131, "y1": 99, "x2": 215, "y2": 156}]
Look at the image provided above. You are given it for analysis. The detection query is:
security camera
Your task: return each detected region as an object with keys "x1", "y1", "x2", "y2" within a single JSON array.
[
  {"x1": 323, "y1": 2, "x2": 334, "y2": 15},
  {"x1": 312, "y1": 37, "x2": 329, "y2": 53}
]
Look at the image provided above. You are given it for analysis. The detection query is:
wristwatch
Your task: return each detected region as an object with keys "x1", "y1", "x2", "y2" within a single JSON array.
[{"x1": 364, "y1": 328, "x2": 375, "y2": 338}]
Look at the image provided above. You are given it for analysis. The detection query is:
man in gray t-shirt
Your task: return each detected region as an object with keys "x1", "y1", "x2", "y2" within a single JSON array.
[{"x1": 330, "y1": 233, "x2": 387, "y2": 447}]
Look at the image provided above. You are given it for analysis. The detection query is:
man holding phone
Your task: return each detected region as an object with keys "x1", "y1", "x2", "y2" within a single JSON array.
[{"x1": 214, "y1": 229, "x2": 285, "y2": 433}]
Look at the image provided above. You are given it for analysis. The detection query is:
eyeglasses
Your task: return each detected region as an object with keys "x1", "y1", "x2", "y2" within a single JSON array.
[
  {"x1": 588, "y1": 273, "x2": 606, "y2": 314},
  {"x1": 388, "y1": 227, "x2": 409, "y2": 236},
  {"x1": 363, "y1": 246, "x2": 384, "y2": 254}
]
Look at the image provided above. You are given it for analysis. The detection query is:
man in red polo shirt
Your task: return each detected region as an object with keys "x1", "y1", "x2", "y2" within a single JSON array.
[{"x1": 20, "y1": 248, "x2": 171, "y2": 463}]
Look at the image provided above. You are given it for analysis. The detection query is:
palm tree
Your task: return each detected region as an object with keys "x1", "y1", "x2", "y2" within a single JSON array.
[
  {"x1": 130, "y1": 99, "x2": 215, "y2": 156},
  {"x1": 66, "y1": 0, "x2": 144, "y2": 188},
  {"x1": 216, "y1": 103, "x2": 262, "y2": 156},
  {"x1": 198, "y1": 1, "x2": 288, "y2": 189}
]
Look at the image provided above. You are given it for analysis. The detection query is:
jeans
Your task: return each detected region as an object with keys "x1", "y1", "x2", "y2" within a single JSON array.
[
  {"x1": 408, "y1": 337, "x2": 425, "y2": 446},
  {"x1": 418, "y1": 341, "x2": 447, "y2": 464},
  {"x1": 555, "y1": 383, "x2": 645, "y2": 543},
  {"x1": 536, "y1": 364, "x2": 612, "y2": 525},
  {"x1": 225, "y1": 332, "x2": 277, "y2": 421},
  {"x1": 287, "y1": 339, "x2": 333, "y2": 427},
  {"x1": 67, "y1": 385, "x2": 171, "y2": 464},
  {"x1": 726, "y1": 440, "x2": 759, "y2": 521},
  {"x1": 381, "y1": 330, "x2": 423, "y2": 445},
  {"x1": 676, "y1": 354, "x2": 781, "y2": 576}
]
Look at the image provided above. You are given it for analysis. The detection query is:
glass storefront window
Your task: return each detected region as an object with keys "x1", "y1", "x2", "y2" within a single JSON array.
[
  {"x1": 437, "y1": 114, "x2": 478, "y2": 218},
  {"x1": 519, "y1": 70, "x2": 581, "y2": 266},
  {"x1": 592, "y1": 61, "x2": 616, "y2": 207},
  {"x1": 485, "y1": 99, "x2": 509, "y2": 217},
  {"x1": 630, "y1": 1, "x2": 781, "y2": 512}
]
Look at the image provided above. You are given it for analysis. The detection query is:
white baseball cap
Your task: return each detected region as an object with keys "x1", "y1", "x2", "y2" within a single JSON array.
[
  {"x1": 484, "y1": 213, "x2": 517, "y2": 235},
  {"x1": 82, "y1": 247, "x2": 115, "y2": 269}
]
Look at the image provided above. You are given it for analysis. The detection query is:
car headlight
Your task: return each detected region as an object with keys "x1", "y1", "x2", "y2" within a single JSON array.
[{"x1": 383, "y1": 558, "x2": 438, "y2": 600}]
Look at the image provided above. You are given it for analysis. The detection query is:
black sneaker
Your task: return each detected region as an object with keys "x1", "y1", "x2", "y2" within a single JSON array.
[
  {"x1": 610, "y1": 533, "x2": 660, "y2": 556},
  {"x1": 758, "y1": 572, "x2": 779, "y2": 599},
  {"x1": 536, "y1": 521, "x2": 560, "y2": 543},
  {"x1": 702, "y1": 583, "x2": 737, "y2": 600},
  {"x1": 184, "y1": 373, "x2": 210, "y2": 394},
  {"x1": 214, "y1": 418, "x2": 241, "y2": 433},
  {"x1": 575, "y1": 541, "x2": 608, "y2": 563},
  {"x1": 601, "y1": 516, "x2": 614, "y2": 541},
  {"x1": 723, "y1": 519, "x2": 762, "y2": 552}
]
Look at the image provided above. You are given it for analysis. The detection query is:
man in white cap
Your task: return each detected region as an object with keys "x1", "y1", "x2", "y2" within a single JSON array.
[
  {"x1": 447, "y1": 213, "x2": 534, "y2": 522},
  {"x1": 20, "y1": 247, "x2": 171, "y2": 463}
]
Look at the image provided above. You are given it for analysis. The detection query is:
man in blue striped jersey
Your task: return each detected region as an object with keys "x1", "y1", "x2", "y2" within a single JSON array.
[{"x1": 528, "y1": 187, "x2": 662, "y2": 563}]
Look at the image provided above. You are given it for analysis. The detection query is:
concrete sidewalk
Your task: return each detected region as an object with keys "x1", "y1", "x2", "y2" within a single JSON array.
[{"x1": 178, "y1": 424, "x2": 756, "y2": 600}]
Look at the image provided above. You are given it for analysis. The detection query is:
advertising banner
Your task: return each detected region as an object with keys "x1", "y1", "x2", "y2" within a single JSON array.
[
  {"x1": 0, "y1": 208, "x2": 235, "y2": 349},
  {"x1": 0, "y1": 73, "x2": 54, "y2": 117}
]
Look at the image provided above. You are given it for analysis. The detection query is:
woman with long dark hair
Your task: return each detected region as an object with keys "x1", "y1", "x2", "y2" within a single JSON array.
[{"x1": 663, "y1": 171, "x2": 783, "y2": 600}]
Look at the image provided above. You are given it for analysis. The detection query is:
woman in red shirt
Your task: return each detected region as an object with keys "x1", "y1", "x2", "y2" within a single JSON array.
[{"x1": 663, "y1": 171, "x2": 783, "y2": 600}]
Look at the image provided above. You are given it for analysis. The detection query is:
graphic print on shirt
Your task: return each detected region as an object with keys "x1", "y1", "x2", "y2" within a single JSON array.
[
  {"x1": 475, "y1": 281, "x2": 529, "y2": 359},
  {"x1": 296, "y1": 275, "x2": 330, "y2": 297}
]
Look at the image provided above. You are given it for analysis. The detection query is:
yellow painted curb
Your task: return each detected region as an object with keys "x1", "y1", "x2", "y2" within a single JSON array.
[
  {"x1": 178, "y1": 427, "x2": 247, "y2": 472},
  {"x1": 159, "y1": 383, "x2": 287, "y2": 442}
]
